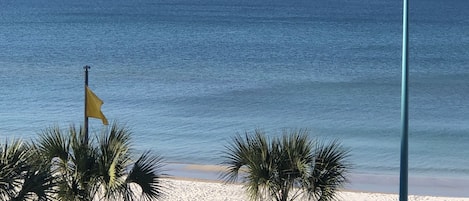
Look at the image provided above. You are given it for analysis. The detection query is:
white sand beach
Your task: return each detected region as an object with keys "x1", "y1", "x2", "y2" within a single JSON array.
[
  {"x1": 160, "y1": 178, "x2": 469, "y2": 201},
  {"x1": 159, "y1": 164, "x2": 469, "y2": 201}
]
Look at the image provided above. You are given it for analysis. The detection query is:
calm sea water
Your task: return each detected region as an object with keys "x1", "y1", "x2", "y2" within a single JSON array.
[{"x1": 1, "y1": 0, "x2": 468, "y2": 185}]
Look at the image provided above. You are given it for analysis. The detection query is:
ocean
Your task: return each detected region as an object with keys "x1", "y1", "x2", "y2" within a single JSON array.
[{"x1": 1, "y1": 0, "x2": 469, "y2": 195}]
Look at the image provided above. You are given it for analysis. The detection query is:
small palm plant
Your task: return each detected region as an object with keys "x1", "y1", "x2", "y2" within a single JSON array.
[
  {"x1": 0, "y1": 139, "x2": 54, "y2": 201},
  {"x1": 33, "y1": 123, "x2": 165, "y2": 201},
  {"x1": 221, "y1": 129, "x2": 350, "y2": 201}
]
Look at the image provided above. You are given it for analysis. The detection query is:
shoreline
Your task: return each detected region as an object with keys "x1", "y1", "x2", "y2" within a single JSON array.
[{"x1": 163, "y1": 163, "x2": 469, "y2": 198}]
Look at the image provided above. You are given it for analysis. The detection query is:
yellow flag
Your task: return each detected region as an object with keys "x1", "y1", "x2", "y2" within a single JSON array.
[{"x1": 86, "y1": 86, "x2": 109, "y2": 125}]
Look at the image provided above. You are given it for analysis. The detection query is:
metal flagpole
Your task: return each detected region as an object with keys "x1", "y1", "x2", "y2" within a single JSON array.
[
  {"x1": 399, "y1": 0, "x2": 409, "y2": 200},
  {"x1": 84, "y1": 65, "x2": 90, "y2": 144}
]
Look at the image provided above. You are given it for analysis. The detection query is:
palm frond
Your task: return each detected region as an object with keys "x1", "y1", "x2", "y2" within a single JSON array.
[
  {"x1": 222, "y1": 130, "x2": 278, "y2": 200},
  {"x1": 0, "y1": 139, "x2": 28, "y2": 200},
  {"x1": 70, "y1": 128, "x2": 100, "y2": 199},
  {"x1": 32, "y1": 123, "x2": 167, "y2": 201},
  {"x1": 125, "y1": 151, "x2": 165, "y2": 201},
  {"x1": 36, "y1": 126, "x2": 70, "y2": 162},
  {"x1": 220, "y1": 133, "x2": 251, "y2": 183},
  {"x1": 309, "y1": 139, "x2": 351, "y2": 201},
  {"x1": 222, "y1": 129, "x2": 351, "y2": 201},
  {"x1": 14, "y1": 142, "x2": 56, "y2": 201},
  {"x1": 13, "y1": 168, "x2": 55, "y2": 201},
  {"x1": 96, "y1": 122, "x2": 133, "y2": 199},
  {"x1": 0, "y1": 139, "x2": 56, "y2": 201}
]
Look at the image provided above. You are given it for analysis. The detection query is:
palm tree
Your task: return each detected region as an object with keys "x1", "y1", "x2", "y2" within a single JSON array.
[
  {"x1": 221, "y1": 129, "x2": 350, "y2": 201},
  {"x1": 0, "y1": 139, "x2": 54, "y2": 201},
  {"x1": 33, "y1": 123, "x2": 165, "y2": 201}
]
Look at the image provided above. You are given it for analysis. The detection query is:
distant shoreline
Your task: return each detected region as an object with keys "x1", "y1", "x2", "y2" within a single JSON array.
[{"x1": 163, "y1": 162, "x2": 469, "y2": 198}]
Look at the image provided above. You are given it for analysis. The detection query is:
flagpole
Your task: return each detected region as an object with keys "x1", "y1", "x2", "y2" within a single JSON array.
[
  {"x1": 84, "y1": 65, "x2": 90, "y2": 144},
  {"x1": 399, "y1": 0, "x2": 409, "y2": 200}
]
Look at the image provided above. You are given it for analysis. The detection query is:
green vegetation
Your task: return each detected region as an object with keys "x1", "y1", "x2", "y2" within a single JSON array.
[
  {"x1": 0, "y1": 139, "x2": 54, "y2": 200},
  {"x1": 0, "y1": 123, "x2": 165, "y2": 201},
  {"x1": 221, "y1": 129, "x2": 351, "y2": 201},
  {"x1": 1, "y1": 125, "x2": 352, "y2": 201}
]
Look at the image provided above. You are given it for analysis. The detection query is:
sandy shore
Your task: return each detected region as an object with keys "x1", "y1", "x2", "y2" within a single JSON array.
[{"x1": 159, "y1": 178, "x2": 469, "y2": 201}]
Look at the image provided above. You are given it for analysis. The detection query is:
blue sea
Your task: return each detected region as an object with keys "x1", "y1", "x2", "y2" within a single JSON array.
[{"x1": 1, "y1": 0, "x2": 469, "y2": 196}]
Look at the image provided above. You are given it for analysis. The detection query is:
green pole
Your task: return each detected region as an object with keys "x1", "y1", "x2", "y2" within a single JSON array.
[{"x1": 399, "y1": 0, "x2": 409, "y2": 200}]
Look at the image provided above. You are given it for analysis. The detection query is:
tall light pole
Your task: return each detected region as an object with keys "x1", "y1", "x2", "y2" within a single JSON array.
[{"x1": 399, "y1": 0, "x2": 409, "y2": 200}]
